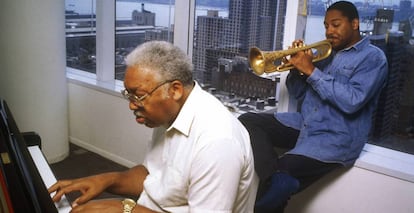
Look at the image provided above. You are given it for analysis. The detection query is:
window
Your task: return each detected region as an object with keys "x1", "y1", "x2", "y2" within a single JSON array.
[
  {"x1": 115, "y1": 0, "x2": 175, "y2": 80},
  {"x1": 192, "y1": 0, "x2": 284, "y2": 113},
  {"x1": 65, "y1": 0, "x2": 97, "y2": 75},
  {"x1": 65, "y1": 0, "x2": 175, "y2": 81}
]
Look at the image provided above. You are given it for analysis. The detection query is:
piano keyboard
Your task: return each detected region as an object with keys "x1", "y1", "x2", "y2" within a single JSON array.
[{"x1": 28, "y1": 146, "x2": 72, "y2": 213}]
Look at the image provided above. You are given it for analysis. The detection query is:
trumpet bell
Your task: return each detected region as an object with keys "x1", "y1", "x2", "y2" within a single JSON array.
[
  {"x1": 249, "y1": 39, "x2": 332, "y2": 75},
  {"x1": 249, "y1": 47, "x2": 265, "y2": 75},
  {"x1": 249, "y1": 47, "x2": 287, "y2": 75}
]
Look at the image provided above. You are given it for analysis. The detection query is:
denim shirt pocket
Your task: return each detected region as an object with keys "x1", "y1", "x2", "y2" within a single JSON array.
[{"x1": 334, "y1": 65, "x2": 354, "y2": 83}]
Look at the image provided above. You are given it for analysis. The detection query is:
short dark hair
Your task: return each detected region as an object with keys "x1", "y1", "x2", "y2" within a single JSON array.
[{"x1": 327, "y1": 1, "x2": 359, "y2": 21}]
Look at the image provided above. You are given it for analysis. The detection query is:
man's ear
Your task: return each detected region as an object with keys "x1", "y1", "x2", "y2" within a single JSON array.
[
  {"x1": 352, "y1": 18, "x2": 359, "y2": 30},
  {"x1": 169, "y1": 80, "x2": 184, "y2": 100}
]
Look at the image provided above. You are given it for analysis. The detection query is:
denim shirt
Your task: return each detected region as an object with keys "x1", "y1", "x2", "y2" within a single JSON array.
[{"x1": 276, "y1": 37, "x2": 388, "y2": 166}]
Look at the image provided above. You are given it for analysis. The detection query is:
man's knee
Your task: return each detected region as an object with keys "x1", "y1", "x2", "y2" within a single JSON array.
[{"x1": 238, "y1": 112, "x2": 259, "y2": 127}]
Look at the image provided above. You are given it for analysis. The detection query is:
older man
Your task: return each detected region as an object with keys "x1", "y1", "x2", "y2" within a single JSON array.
[{"x1": 49, "y1": 41, "x2": 258, "y2": 213}]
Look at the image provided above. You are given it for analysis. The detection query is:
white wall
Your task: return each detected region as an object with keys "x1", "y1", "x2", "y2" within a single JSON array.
[
  {"x1": 67, "y1": 81, "x2": 151, "y2": 167},
  {"x1": 286, "y1": 166, "x2": 414, "y2": 213}
]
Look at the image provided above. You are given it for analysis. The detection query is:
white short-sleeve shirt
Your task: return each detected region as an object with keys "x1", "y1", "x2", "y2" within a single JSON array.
[{"x1": 137, "y1": 82, "x2": 258, "y2": 212}]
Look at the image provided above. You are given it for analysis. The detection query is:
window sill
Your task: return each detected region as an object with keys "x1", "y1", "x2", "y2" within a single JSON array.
[
  {"x1": 356, "y1": 143, "x2": 414, "y2": 183},
  {"x1": 66, "y1": 68, "x2": 414, "y2": 184},
  {"x1": 66, "y1": 67, "x2": 124, "y2": 97}
]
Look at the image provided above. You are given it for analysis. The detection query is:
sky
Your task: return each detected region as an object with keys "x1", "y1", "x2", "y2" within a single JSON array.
[
  {"x1": 345, "y1": 0, "x2": 404, "y2": 6},
  {"x1": 320, "y1": 0, "x2": 408, "y2": 7}
]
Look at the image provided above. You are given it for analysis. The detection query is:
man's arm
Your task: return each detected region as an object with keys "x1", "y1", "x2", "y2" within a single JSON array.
[
  {"x1": 48, "y1": 165, "x2": 149, "y2": 206},
  {"x1": 306, "y1": 51, "x2": 388, "y2": 114},
  {"x1": 106, "y1": 165, "x2": 148, "y2": 196}
]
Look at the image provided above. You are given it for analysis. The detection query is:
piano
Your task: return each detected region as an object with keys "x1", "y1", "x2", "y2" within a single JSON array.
[
  {"x1": 29, "y1": 146, "x2": 72, "y2": 213},
  {"x1": 0, "y1": 99, "x2": 71, "y2": 213}
]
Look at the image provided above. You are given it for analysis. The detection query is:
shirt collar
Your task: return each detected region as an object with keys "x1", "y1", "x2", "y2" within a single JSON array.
[
  {"x1": 342, "y1": 36, "x2": 369, "y2": 52},
  {"x1": 166, "y1": 81, "x2": 200, "y2": 136}
]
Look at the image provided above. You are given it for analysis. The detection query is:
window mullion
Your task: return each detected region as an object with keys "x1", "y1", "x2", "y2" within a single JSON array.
[
  {"x1": 277, "y1": 0, "x2": 307, "y2": 113},
  {"x1": 96, "y1": 0, "x2": 115, "y2": 82},
  {"x1": 173, "y1": 0, "x2": 195, "y2": 56}
]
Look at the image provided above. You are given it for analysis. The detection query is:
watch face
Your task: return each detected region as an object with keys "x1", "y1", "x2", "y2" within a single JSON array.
[{"x1": 123, "y1": 198, "x2": 136, "y2": 206}]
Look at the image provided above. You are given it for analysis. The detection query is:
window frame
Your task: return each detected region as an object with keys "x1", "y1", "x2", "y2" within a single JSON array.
[
  {"x1": 96, "y1": 0, "x2": 115, "y2": 82},
  {"x1": 66, "y1": 0, "x2": 414, "y2": 183}
]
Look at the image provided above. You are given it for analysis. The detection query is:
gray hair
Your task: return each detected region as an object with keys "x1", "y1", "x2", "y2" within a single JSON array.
[{"x1": 125, "y1": 41, "x2": 193, "y2": 86}]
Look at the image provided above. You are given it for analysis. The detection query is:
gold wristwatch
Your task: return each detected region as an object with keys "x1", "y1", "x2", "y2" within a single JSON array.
[{"x1": 122, "y1": 198, "x2": 136, "y2": 213}]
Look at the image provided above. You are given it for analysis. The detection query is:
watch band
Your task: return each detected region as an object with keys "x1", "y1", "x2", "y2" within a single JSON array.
[{"x1": 122, "y1": 198, "x2": 137, "y2": 213}]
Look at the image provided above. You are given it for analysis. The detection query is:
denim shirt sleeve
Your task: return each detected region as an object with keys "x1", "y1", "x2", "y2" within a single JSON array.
[{"x1": 306, "y1": 43, "x2": 388, "y2": 114}]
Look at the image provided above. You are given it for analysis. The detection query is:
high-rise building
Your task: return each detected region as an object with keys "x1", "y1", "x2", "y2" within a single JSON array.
[
  {"x1": 193, "y1": 11, "x2": 227, "y2": 82},
  {"x1": 371, "y1": 32, "x2": 406, "y2": 139},
  {"x1": 373, "y1": 9, "x2": 394, "y2": 35},
  {"x1": 193, "y1": 0, "x2": 287, "y2": 101},
  {"x1": 226, "y1": 0, "x2": 281, "y2": 53},
  {"x1": 395, "y1": 38, "x2": 414, "y2": 137}
]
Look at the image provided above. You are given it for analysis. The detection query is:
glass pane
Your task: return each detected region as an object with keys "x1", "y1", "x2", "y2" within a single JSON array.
[
  {"x1": 305, "y1": 0, "x2": 414, "y2": 154},
  {"x1": 115, "y1": 0, "x2": 175, "y2": 80},
  {"x1": 192, "y1": 0, "x2": 287, "y2": 113},
  {"x1": 65, "y1": 0, "x2": 97, "y2": 74}
]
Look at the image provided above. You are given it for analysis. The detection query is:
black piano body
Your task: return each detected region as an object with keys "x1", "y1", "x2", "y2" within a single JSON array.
[{"x1": 0, "y1": 99, "x2": 70, "y2": 213}]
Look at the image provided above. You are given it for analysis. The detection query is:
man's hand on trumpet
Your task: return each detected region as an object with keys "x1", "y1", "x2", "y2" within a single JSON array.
[{"x1": 286, "y1": 39, "x2": 315, "y2": 76}]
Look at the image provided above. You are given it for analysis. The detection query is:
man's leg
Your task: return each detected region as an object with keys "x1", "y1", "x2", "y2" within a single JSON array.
[
  {"x1": 238, "y1": 112, "x2": 299, "y2": 180},
  {"x1": 238, "y1": 112, "x2": 300, "y2": 210},
  {"x1": 255, "y1": 154, "x2": 342, "y2": 212},
  {"x1": 278, "y1": 154, "x2": 342, "y2": 191}
]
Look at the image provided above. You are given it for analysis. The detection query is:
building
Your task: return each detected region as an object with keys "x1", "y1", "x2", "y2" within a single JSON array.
[
  {"x1": 193, "y1": 11, "x2": 227, "y2": 82},
  {"x1": 396, "y1": 44, "x2": 414, "y2": 137},
  {"x1": 192, "y1": 0, "x2": 287, "y2": 106},
  {"x1": 370, "y1": 33, "x2": 403, "y2": 139},
  {"x1": 132, "y1": 3, "x2": 155, "y2": 26},
  {"x1": 373, "y1": 9, "x2": 394, "y2": 35}
]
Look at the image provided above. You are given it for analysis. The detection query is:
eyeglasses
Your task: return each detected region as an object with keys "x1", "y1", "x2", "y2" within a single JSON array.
[
  {"x1": 121, "y1": 80, "x2": 176, "y2": 107},
  {"x1": 121, "y1": 80, "x2": 175, "y2": 107}
]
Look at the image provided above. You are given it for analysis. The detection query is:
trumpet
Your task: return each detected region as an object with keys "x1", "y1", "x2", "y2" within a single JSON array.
[{"x1": 249, "y1": 39, "x2": 332, "y2": 75}]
